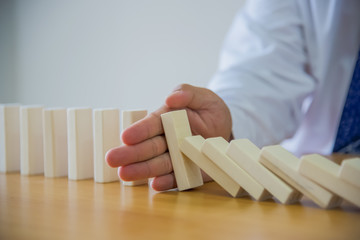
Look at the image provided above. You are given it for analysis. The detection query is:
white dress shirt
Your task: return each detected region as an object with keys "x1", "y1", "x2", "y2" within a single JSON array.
[{"x1": 208, "y1": 0, "x2": 360, "y2": 156}]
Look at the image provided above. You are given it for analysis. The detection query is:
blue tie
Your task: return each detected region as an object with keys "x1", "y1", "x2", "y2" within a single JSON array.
[{"x1": 333, "y1": 50, "x2": 360, "y2": 153}]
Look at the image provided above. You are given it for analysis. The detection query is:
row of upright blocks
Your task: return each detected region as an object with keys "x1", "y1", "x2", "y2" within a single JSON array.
[
  {"x1": 161, "y1": 110, "x2": 360, "y2": 209},
  {"x1": 0, "y1": 104, "x2": 147, "y2": 184},
  {"x1": 2, "y1": 104, "x2": 360, "y2": 209}
]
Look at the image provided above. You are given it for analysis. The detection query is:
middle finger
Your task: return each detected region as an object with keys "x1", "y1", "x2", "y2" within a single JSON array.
[{"x1": 106, "y1": 135, "x2": 167, "y2": 167}]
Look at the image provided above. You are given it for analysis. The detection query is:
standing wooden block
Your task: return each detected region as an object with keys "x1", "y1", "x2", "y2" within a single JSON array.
[
  {"x1": 122, "y1": 109, "x2": 148, "y2": 186},
  {"x1": 94, "y1": 108, "x2": 120, "y2": 183},
  {"x1": 0, "y1": 104, "x2": 20, "y2": 172},
  {"x1": 226, "y1": 139, "x2": 302, "y2": 204},
  {"x1": 259, "y1": 146, "x2": 342, "y2": 209},
  {"x1": 180, "y1": 135, "x2": 245, "y2": 197},
  {"x1": 299, "y1": 154, "x2": 360, "y2": 207},
  {"x1": 161, "y1": 110, "x2": 203, "y2": 191},
  {"x1": 338, "y1": 158, "x2": 360, "y2": 188},
  {"x1": 202, "y1": 137, "x2": 270, "y2": 201},
  {"x1": 43, "y1": 108, "x2": 68, "y2": 177},
  {"x1": 67, "y1": 108, "x2": 94, "y2": 180},
  {"x1": 20, "y1": 106, "x2": 44, "y2": 175}
]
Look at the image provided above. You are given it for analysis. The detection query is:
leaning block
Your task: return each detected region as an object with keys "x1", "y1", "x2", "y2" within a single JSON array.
[
  {"x1": 0, "y1": 104, "x2": 20, "y2": 172},
  {"x1": 180, "y1": 135, "x2": 245, "y2": 197},
  {"x1": 161, "y1": 110, "x2": 203, "y2": 191},
  {"x1": 202, "y1": 137, "x2": 270, "y2": 201},
  {"x1": 67, "y1": 108, "x2": 94, "y2": 180},
  {"x1": 20, "y1": 106, "x2": 44, "y2": 175},
  {"x1": 299, "y1": 154, "x2": 360, "y2": 207},
  {"x1": 121, "y1": 110, "x2": 148, "y2": 186},
  {"x1": 43, "y1": 108, "x2": 68, "y2": 177},
  {"x1": 94, "y1": 108, "x2": 120, "y2": 183},
  {"x1": 259, "y1": 146, "x2": 342, "y2": 209},
  {"x1": 226, "y1": 139, "x2": 302, "y2": 204},
  {"x1": 338, "y1": 158, "x2": 360, "y2": 188}
]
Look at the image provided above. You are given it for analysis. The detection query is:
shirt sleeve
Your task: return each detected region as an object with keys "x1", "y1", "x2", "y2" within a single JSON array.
[{"x1": 208, "y1": 0, "x2": 316, "y2": 147}]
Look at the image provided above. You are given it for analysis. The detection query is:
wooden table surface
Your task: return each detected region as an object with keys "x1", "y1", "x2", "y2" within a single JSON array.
[{"x1": 1, "y1": 154, "x2": 360, "y2": 240}]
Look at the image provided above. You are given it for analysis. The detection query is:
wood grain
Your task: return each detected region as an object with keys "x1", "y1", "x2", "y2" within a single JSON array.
[{"x1": 0, "y1": 171, "x2": 359, "y2": 240}]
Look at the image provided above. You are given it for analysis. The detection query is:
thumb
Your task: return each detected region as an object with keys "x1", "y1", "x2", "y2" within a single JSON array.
[{"x1": 165, "y1": 84, "x2": 214, "y2": 110}]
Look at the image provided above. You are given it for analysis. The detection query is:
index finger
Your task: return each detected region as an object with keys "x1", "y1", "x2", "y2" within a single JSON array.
[{"x1": 122, "y1": 105, "x2": 169, "y2": 145}]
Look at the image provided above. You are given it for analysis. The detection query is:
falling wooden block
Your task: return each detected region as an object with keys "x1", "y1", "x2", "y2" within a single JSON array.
[
  {"x1": 259, "y1": 146, "x2": 342, "y2": 209},
  {"x1": 0, "y1": 104, "x2": 20, "y2": 173},
  {"x1": 20, "y1": 106, "x2": 44, "y2": 175},
  {"x1": 43, "y1": 108, "x2": 68, "y2": 177},
  {"x1": 180, "y1": 135, "x2": 245, "y2": 197},
  {"x1": 338, "y1": 158, "x2": 360, "y2": 188},
  {"x1": 226, "y1": 139, "x2": 302, "y2": 204},
  {"x1": 299, "y1": 154, "x2": 360, "y2": 207},
  {"x1": 94, "y1": 108, "x2": 121, "y2": 183},
  {"x1": 161, "y1": 110, "x2": 203, "y2": 191},
  {"x1": 67, "y1": 108, "x2": 94, "y2": 180},
  {"x1": 202, "y1": 137, "x2": 270, "y2": 201},
  {"x1": 121, "y1": 109, "x2": 148, "y2": 186}
]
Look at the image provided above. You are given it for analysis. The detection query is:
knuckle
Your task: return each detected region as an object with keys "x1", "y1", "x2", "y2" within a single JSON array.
[
  {"x1": 150, "y1": 137, "x2": 159, "y2": 156},
  {"x1": 173, "y1": 83, "x2": 190, "y2": 92},
  {"x1": 161, "y1": 153, "x2": 173, "y2": 173},
  {"x1": 147, "y1": 111, "x2": 163, "y2": 137},
  {"x1": 144, "y1": 161, "x2": 152, "y2": 178}
]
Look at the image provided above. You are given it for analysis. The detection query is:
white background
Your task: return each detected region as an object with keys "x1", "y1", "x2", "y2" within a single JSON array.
[{"x1": 0, "y1": 0, "x2": 244, "y2": 111}]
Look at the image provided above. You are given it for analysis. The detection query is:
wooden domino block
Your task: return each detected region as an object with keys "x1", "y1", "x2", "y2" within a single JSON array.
[
  {"x1": 180, "y1": 135, "x2": 245, "y2": 197},
  {"x1": 299, "y1": 154, "x2": 360, "y2": 207},
  {"x1": 43, "y1": 108, "x2": 68, "y2": 177},
  {"x1": 202, "y1": 137, "x2": 270, "y2": 201},
  {"x1": 94, "y1": 108, "x2": 120, "y2": 183},
  {"x1": 161, "y1": 110, "x2": 203, "y2": 191},
  {"x1": 338, "y1": 158, "x2": 360, "y2": 188},
  {"x1": 0, "y1": 104, "x2": 20, "y2": 173},
  {"x1": 67, "y1": 108, "x2": 94, "y2": 180},
  {"x1": 259, "y1": 146, "x2": 342, "y2": 209},
  {"x1": 121, "y1": 110, "x2": 148, "y2": 186},
  {"x1": 226, "y1": 139, "x2": 302, "y2": 204},
  {"x1": 20, "y1": 106, "x2": 44, "y2": 175}
]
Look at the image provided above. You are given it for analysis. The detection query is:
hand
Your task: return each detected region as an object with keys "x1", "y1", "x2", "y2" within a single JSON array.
[{"x1": 106, "y1": 84, "x2": 233, "y2": 191}]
